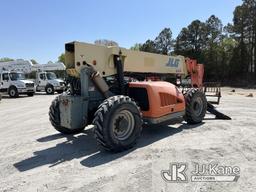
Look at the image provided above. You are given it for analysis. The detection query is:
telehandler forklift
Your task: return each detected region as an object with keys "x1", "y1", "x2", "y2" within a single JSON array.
[{"x1": 49, "y1": 41, "x2": 230, "y2": 152}]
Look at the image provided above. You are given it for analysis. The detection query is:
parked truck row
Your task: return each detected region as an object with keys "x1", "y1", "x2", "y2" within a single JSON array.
[
  {"x1": 0, "y1": 70, "x2": 66, "y2": 97},
  {"x1": 0, "y1": 60, "x2": 66, "y2": 98}
]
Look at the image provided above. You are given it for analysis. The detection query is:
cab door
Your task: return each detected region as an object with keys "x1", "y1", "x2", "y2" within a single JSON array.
[
  {"x1": 38, "y1": 72, "x2": 47, "y2": 87},
  {"x1": 1, "y1": 73, "x2": 10, "y2": 92},
  {"x1": 0, "y1": 73, "x2": 2, "y2": 91}
]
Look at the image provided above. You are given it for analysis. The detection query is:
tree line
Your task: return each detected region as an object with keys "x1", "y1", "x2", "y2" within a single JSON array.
[{"x1": 131, "y1": 0, "x2": 256, "y2": 86}]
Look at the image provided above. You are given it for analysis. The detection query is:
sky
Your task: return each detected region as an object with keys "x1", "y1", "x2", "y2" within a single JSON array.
[{"x1": 0, "y1": 0, "x2": 242, "y2": 63}]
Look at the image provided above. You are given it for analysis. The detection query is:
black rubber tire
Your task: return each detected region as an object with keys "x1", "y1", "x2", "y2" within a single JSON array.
[
  {"x1": 93, "y1": 95, "x2": 143, "y2": 152},
  {"x1": 45, "y1": 85, "x2": 54, "y2": 95},
  {"x1": 36, "y1": 86, "x2": 40, "y2": 92},
  {"x1": 27, "y1": 92, "x2": 34, "y2": 97},
  {"x1": 49, "y1": 96, "x2": 85, "y2": 134},
  {"x1": 184, "y1": 88, "x2": 207, "y2": 124},
  {"x1": 9, "y1": 86, "x2": 19, "y2": 98}
]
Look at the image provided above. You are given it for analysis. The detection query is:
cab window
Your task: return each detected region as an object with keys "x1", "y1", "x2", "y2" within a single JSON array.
[
  {"x1": 3, "y1": 73, "x2": 9, "y2": 81},
  {"x1": 40, "y1": 73, "x2": 46, "y2": 80}
]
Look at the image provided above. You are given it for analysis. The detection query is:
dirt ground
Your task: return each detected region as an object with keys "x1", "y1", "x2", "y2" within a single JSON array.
[{"x1": 0, "y1": 88, "x2": 256, "y2": 192}]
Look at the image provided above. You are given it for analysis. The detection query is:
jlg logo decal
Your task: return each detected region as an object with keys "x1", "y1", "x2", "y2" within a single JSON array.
[{"x1": 166, "y1": 58, "x2": 180, "y2": 68}]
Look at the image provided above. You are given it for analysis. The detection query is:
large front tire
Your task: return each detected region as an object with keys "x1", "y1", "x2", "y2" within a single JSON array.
[
  {"x1": 46, "y1": 85, "x2": 54, "y2": 95},
  {"x1": 9, "y1": 86, "x2": 19, "y2": 98},
  {"x1": 49, "y1": 96, "x2": 85, "y2": 134},
  {"x1": 93, "y1": 95, "x2": 143, "y2": 152},
  {"x1": 184, "y1": 89, "x2": 207, "y2": 124}
]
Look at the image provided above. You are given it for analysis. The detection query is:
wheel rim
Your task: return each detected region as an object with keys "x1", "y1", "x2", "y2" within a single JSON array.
[
  {"x1": 10, "y1": 89, "x2": 16, "y2": 96},
  {"x1": 111, "y1": 110, "x2": 135, "y2": 141},
  {"x1": 193, "y1": 97, "x2": 203, "y2": 116},
  {"x1": 47, "y1": 87, "x2": 53, "y2": 93}
]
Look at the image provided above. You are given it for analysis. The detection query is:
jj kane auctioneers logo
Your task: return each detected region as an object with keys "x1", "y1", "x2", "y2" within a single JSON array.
[{"x1": 161, "y1": 162, "x2": 240, "y2": 183}]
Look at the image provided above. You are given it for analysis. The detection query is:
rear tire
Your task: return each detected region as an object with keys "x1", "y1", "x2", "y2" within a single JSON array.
[
  {"x1": 9, "y1": 86, "x2": 19, "y2": 98},
  {"x1": 93, "y1": 95, "x2": 143, "y2": 152},
  {"x1": 36, "y1": 86, "x2": 40, "y2": 92},
  {"x1": 49, "y1": 96, "x2": 85, "y2": 134},
  {"x1": 184, "y1": 88, "x2": 207, "y2": 124}
]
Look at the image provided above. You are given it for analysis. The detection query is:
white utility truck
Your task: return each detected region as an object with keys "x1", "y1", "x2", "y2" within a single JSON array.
[
  {"x1": 0, "y1": 60, "x2": 66, "y2": 94},
  {"x1": 0, "y1": 70, "x2": 35, "y2": 97},
  {"x1": 35, "y1": 71, "x2": 65, "y2": 94}
]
